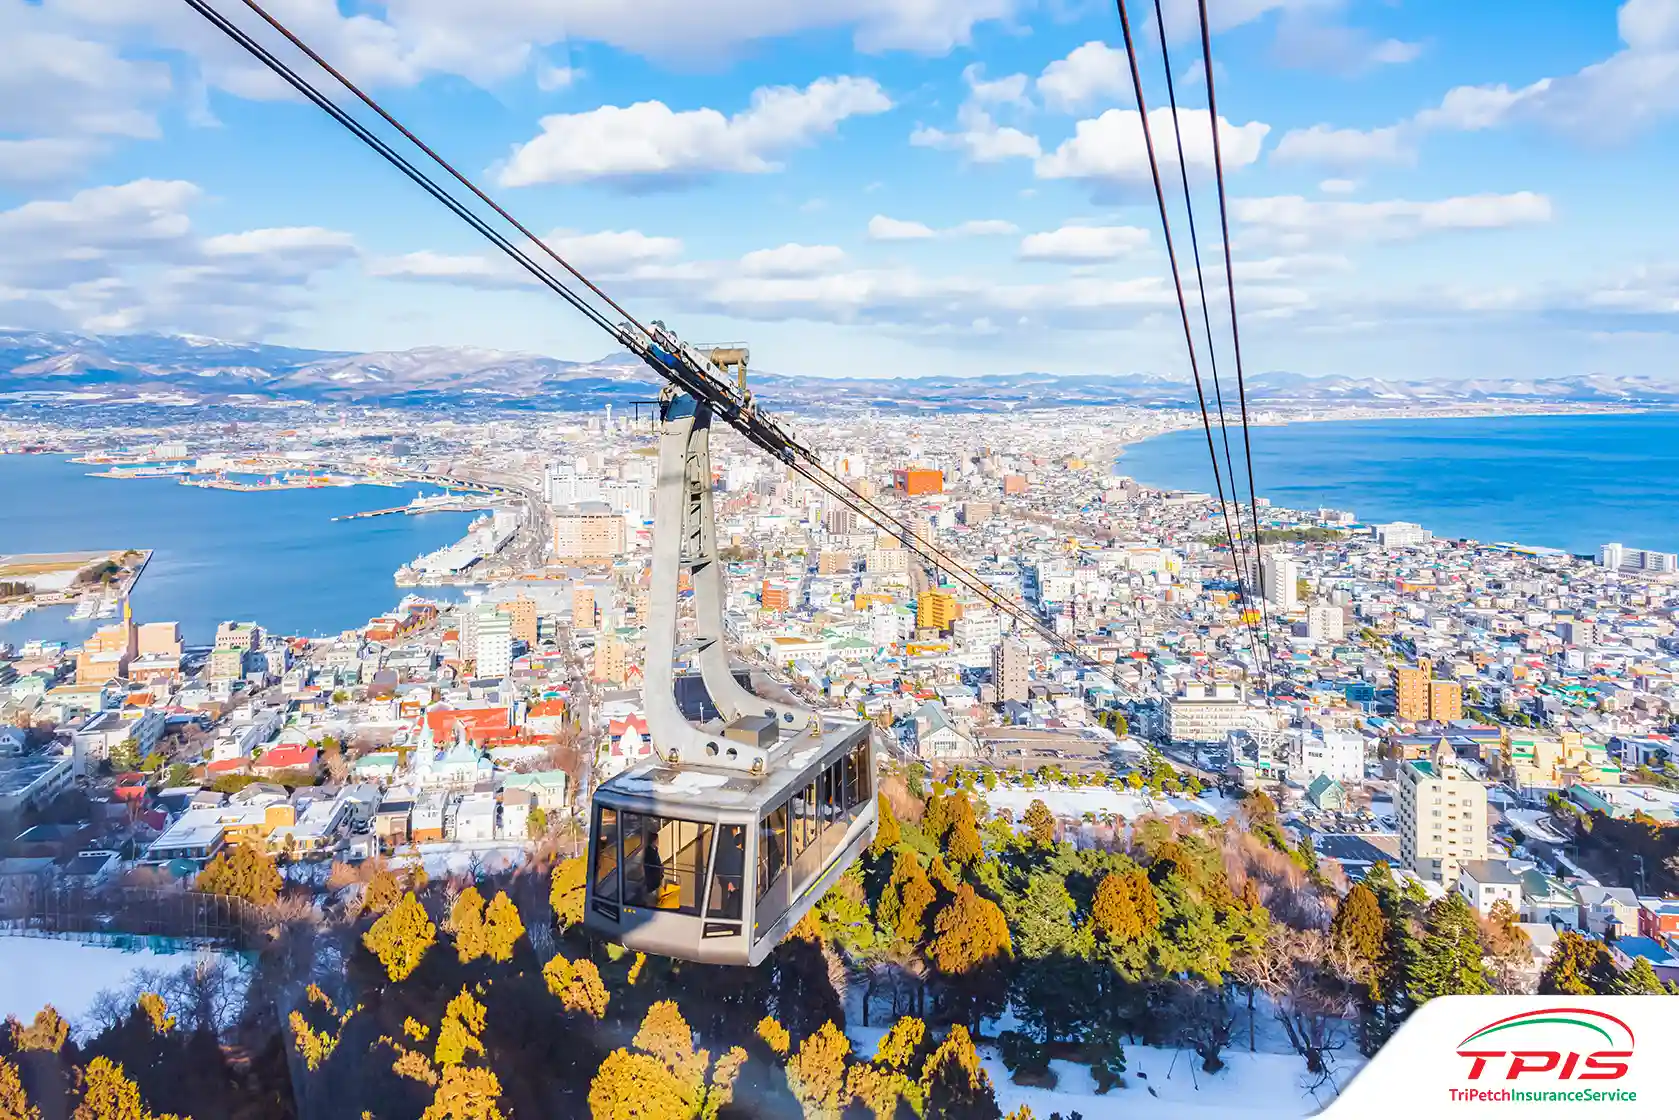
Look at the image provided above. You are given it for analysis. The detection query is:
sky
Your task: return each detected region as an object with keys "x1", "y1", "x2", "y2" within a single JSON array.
[{"x1": 5, "y1": 0, "x2": 1679, "y2": 381}]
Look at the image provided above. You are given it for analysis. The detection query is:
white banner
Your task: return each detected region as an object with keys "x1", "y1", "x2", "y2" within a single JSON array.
[{"x1": 1323, "y1": 997, "x2": 1676, "y2": 1117}]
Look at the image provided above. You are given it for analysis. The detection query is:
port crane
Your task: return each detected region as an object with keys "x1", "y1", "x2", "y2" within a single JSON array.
[{"x1": 178, "y1": 0, "x2": 1270, "y2": 962}]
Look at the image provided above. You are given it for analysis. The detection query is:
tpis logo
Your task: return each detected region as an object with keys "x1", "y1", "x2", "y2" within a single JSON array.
[{"x1": 1457, "y1": 1007, "x2": 1635, "y2": 1082}]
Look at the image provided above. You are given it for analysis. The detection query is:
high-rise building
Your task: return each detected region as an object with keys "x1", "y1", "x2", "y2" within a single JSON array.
[
  {"x1": 816, "y1": 550, "x2": 853, "y2": 575},
  {"x1": 499, "y1": 595, "x2": 537, "y2": 644},
  {"x1": 1374, "y1": 521, "x2": 1432, "y2": 548},
  {"x1": 1164, "y1": 683, "x2": 1251, "y2": 744},
  {"x1": 1557, "y1": 619, "x2": 1596, "y2": 647},
  {"x1": 893, "y1": 468, "x2": 943, "y2": 496},
  {"x1": 553, "y1": 505, "x2": 627, "y2": 559},
  {"x1": 991, "y1": 638, "x2": 1029, "y2": 704},
  {"x1": 1002, "y1": 475, "x2": 1027, "y2": 496},
  {"x1": 76, "y1": 608, "x2": 137, "y2": 683},
  {"x1": 916, "y1": 590, "x2": 961, "y2": 632},
  {"x1": 963, "y1": 501, "x2": 995, "y2": 525},
  {"x1": 473, "y1": 605, "x2": 513, "y2": 679},
  {"x1": 593, "y1": 631, "x2": 628, "y2": 685},
  {"x1": 866, "y1": 548, "x2": 910, "y2": 575},
  {"x1": 1396, "y1": 658, "x2": 1463, "y2": 722},
  {"x1": 136, "y1": 622, "x2": 182, "y2": 659},
  {"x1": 571, "y1": 586, "x2": 597, "y2": 629},
  {"x1": 761, "y1": 580, "x2": 794, "y2": 613},
  {"x1": 1261, "y1": 553, "x2": 1300, "y2": 611},
  {"x1": 1305, "y1": 605, "x2": 1345, "y2": 642},
  {"x1": 1396, "y1": 739, "x2": 1488, "y2": 883},
  {"x1": 1598, "y1": 542, "x2": 1677, "y2": 574}
]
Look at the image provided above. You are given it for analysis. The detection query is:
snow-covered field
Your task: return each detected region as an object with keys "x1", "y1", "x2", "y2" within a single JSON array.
[
  {"x1": 0, "y1": 938, "x2": 242, "y2": 1029},
  {"x1": 389, "y1": 840, "x2": 530, "y2": 878},
  {"x1": 846, "y1": 1024, "x2": 1358, "y2": 1118},
  {"x1": 982, "y1": 785, "x2": 1236, "y2": 823}
]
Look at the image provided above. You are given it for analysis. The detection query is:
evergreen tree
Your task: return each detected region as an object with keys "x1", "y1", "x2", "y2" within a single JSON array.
[
  {"x1": 1612, "y1": 956, "x2": 1668, "y2": 995},
  {"x1": 1331, "y1": 884, "x2": 1388, "y2": 996},
  {"x1": 364, "y1": 891, "x2": 437, "y2": 982},
  {"x1": 920, "y1": 1027, "x2": 1001, "y2": 1120},
  {"x1": 786, "y1": 1022, "x2": 850, "y2": 1120},
  {"x1": 544, "y1": 955, "x2": 610, "y2": 1018},
  {"x1": 423, "y1": 1066, "x2": 505, "y2": 1120},
  {"x1": 869, "y1": 794, "x2": 901, "y2": 857},
  {"x1": 1406, "y1": 893, "x2": 1492, "y2": 1003},
  {"x1": 1021, "y1": 801, "x2": 1056, "y2": 848},
  {"x1": 928, "y1": 886, "x2": 1012, "y2": 976},
  {"x1": 0, "y1": 1057, "x2": 39, "y2": 1120},
  {"x1": 1091, "y1": 873, "x2": 1141, "y2": 943},
  {"x1": 194, "y1": 843, "x2": 283, "y2": 907},
  {"x1": 482, "y1": 892, "x2": 524, "y2": 962},
  {"x1": 71, "y1": 1057, "x2": 162, "y2": 1120},
  {"x1": 363, "y1": 860, "x2": 404, "y2": 915},
  {"x1": 880, "y1": 851, "x2": 937, "y2": 944},
  {"x1": 449, "y1": 887, "x2": 489, "y2": 964},
  {"x1": 1012, "y1": 872, "x2": 1077, "y2": 959},
  {"x1": 1539, "y1": 931, "x2": 1619, "y2": 996},
  {"x1": 526, "y1": 807, "x2": 548, "y2": 840},
  {"x1": 947, "y1": 796, "x2": 984, "y2": 869},
  {"x1": 9, "y1": 1008, "x2": 69, "y2": 1053}
]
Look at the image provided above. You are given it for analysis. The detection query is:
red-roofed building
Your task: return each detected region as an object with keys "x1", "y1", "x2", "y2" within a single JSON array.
[
  {"x1": 416, "y1": 705, "x2": 517, "y2": 750},
  {"x1": 525, "y1": 699, "x2": 569, "y2": 736},
  {"x1": 254, "y1": 745, "x2": 321, "y2": 777},
  {"x1": 608, "y1": 714, "x2": 652, "y2": 766}
]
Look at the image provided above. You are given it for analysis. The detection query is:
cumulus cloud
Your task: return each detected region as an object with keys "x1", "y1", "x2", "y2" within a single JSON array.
[
  {"x1": 910, "y1": 104, "x2": 1041, "y2": 162},
  {"x1": 0, "y1": 178, "x2": 357, "y2": 337},
  {"x1": 739, "y1": 243, "x2": 848, "y2": 277},
  {"x1": 1018, "y1": 224, "x2": 1150, "y2": 262},
  {"x1": 368, "y1": 228, "x2": 682, "y2": 289},
  {"x1": 497, "y1": 77, "x2": 892, "y2": 187},
  {"x1": 1233, "y1": 192, "x2": 1554, "y2": 249},
  {"x1": 1271, "y1": 124, "x2": 1412, "y2": 171},
  {"x1": 1036, "y1": 108, "x2": 1269, "y2": 186},
  {"x1": 1036, "y1": 41, "x2": 1130, "y2": 113}
]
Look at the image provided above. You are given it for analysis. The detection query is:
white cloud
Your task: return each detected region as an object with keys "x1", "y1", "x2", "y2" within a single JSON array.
[
  {"x1": 1036, "y1": 108, "x2": 1270, "y2": 185},
  {"x1": 1037, "y1": 41, "x2": 1131, "y2": 113},
  {"x1": 0, "y1": 138, "x2": 105, "y2": 186},
  {"x1": 1271, "y1": 123, "x2": 1412, "y2": 171},
  {"x1": 1318, "y1": 178, "x2": 1358, "y2": 194},
  {"x1": 0, "y1": 178, "x2": 356, "y2": 337},
  {"x1": 739, "y1": 243, "x2": 848, "y2": 277},
  {"x1": 535, "y1": 62, "x2": 580, "y2": 92},
  {"x1": 1019, "y1": 224, "x2": 1150, "y2": 262},
  {"x1": 1233, "y1": 192, "x2": 1554, "y2": 249},
  {"x1": 910, "y1": 104, "x2": 1041, "y2": 162},
  {"x1": 1369, "y1": 38, "x2": 1424, "y2": 65},
  {"x1": 497, "y1": 77, "x2": 892, "y2": 187},
  {"x1": 868, "y1": 215, "x2": 938, "y2": 241},
  {"x1": 547, "y1": 230, "x2": 684, "y2": 270},
  {"x1": 962, "y1": 63, "x2": 1029, "y2": 107},
  {"x1": 868, "y1": 215, "x2": 1017, "y2": 240}
]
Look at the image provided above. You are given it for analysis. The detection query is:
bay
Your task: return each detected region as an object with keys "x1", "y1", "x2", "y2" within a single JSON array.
[
  {"x1": 1117, "y1": 412, "x2": 1679, "y2": 557},
  {"x1": 0, "y1": 455, "x2": 476, "y2": 646}
]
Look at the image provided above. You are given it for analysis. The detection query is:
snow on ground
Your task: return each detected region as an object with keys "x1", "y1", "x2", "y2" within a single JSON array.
[
  {"x1": 0, "y1": 937, "x2": 242, "y2": 1030},
  {"x1": 982, "y1": 785, "x2": 1236, "y2": 824},
  {"x1": 845, "y1": 1023, "x2": 1358, "y2": 1119},
  {"x1": 389, "y1": 840, "x2": 530, "y2": 878}
]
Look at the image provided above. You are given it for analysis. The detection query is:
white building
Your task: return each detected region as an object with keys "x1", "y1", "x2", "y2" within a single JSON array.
[
  {"x1": 1261, "y1": 553, "x2": 1300, "y2": 611},
  {"x1": 1456, "y1": 860, "x2": 1522, "y2": 917},
  {"x1": 1598, "y1": 542, "x2": 1677, "y2": 574},
  {"x1": 1375, "y1": 521, "x2": 1433, "y2": 548},
  {"x1": 1165, "y1": 684, "x2": 1256, "y2": 744},
  {"x1": 448, "y1": 792, "x2": 497, "y2": 842},
  {"x1": 1288, "y1": 727, "x2": 1365, "y2": 784},
  {"x1": 1396, "y1": 740, "x2": 1489, "y2": 884},
  {"x1": 1305, "y1": 605, "x2": 1346, "y2": 642},
  {"x1": 471, "y1": 604, "x2": 513, "y2": 680}
]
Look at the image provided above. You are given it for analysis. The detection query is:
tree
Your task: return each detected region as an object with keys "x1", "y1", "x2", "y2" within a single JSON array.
[
  {"x1": 550, "y1": 857, "x2": 586, "y2": 930},
  {"x1": 920, "y1": 1026, "x2": 1001, "y2": 1120},
  {"x1": 1330, "y1": 884, "x2": 1388, "y2": 997},
  {"x1": 589, "y1": 1002, "x2": 746, "y2": 1120},
  {"x1": 786, "y1": 1021, "x2": 851, "y2": 1120},
  {"x1": 363, "y1": 861, "x2": 405, "y2": 915},
  {"x1": 1022, "y1": 800, "x2": 1056, "y2": 848},
  {"x1": 423, "y1": 1066, "x2": 505, "y2": 1120},
  {"x1": 194, "y1": 844, "x2": 283, "y2": 907},
  {"x1": 879, "y1": 850, "x2": 937, "y2": 945},
  {"x1": 1091, "y1": 872, "x2": 1142, "y2": 943},
  {"x1": 449, "y1": 887, "x2": 489, "y2": 964},
  {"x1": 109, "y1": 737, "x2": 141, "y2": 775},
  {"x1": 755, "y1": 1017, "x2": 790, "y2": 1059},
  {"x1": 10, "y1": 1007, "x2": 69, "y2": 1053},
  {"x1": 435, "y1": 990, "x2": 487, "y2": 1068},
  {"x1": 544, "y1": 954, "x2": 610, "y2": 1018},
  {"x1": 1407, "y1": 893, "x2": 1492, "y2": 1002},
  {"x1": 482, "y1": 892, "x2": 524, "y2": 962},
  {"x1": 1613, "y1": 956, "x2": 1669, "y2": 995},
  {"x1": 1539, "y1": 931, "x2": 1619, "y2": 996},
  {"x1": 869, "y1": 794, "x2": 900, "y2": 857},
  {"x1": 134, "y1": 995, "x2": 173, "y2": 1036},
  {"x1": 71, "y1": 1057, "x2": 152, "y2": 1120},
  {"x1": 526, "y1": 807, "x2": 549, "y2": 840},
  {"x1": 0, "y1": 1057, "x2": 39, "y2": 1120},
  {"x1": 947, "y1": 797, "x2": 984, "y2": 869},
  {"x1": 364, "y1": 892, "x2": 437, "y2": 982}
]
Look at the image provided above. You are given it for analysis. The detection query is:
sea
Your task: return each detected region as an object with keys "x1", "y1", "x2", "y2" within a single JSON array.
[
  {"x1": 1117, "y1": 412, "x2": 1679, "y2": 557},
  {"x1": 0, "y1": 455, "x2": 477, "y2": 647}
]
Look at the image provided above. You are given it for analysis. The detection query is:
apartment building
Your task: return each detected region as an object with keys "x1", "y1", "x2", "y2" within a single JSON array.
[{"x1": 1397, "y1": 740, "x2": 1489, "y2": 884}]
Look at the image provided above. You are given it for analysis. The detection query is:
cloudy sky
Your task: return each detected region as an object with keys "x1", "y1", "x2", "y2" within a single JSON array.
[{"x1": 5, "y1": 0, "x2": 1679, "y2": 380}]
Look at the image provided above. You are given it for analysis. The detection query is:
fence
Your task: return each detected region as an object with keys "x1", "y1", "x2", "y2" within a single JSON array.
[{"x1": 0, "y1": 883, "x2": 262, "y2": 950}]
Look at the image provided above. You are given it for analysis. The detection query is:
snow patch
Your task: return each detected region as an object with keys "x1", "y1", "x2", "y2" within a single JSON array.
[{"x1": 0, "y1": 938, "x2": 243, "y2": 1030}]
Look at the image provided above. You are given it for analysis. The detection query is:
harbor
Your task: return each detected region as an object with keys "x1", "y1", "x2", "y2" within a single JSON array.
[{"x1": 332, "y1": 492, "x2": 497, "y2": 521}]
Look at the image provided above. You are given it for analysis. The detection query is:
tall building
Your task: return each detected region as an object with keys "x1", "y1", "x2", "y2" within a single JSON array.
[
  {"x1": 991, "y1": 638, "x2": 1029, "y2": 704},
  {"x1": 552, "y1": 505, "x2": 627, "y2": 559},
  {"x1": 1397, "y1": 739, "x2": 1489, "y2": 883},
  {"x1": 571, "y1": 586, "x2": 597, "y2": 629},
  {"x1": 76, "y1": 605, "x2": 137, "y2": 683},
  {"x1": 893, "y1": 468, "x2": 943, "y2": 496},
  {"x1": 761, "y1": 580, "x2": 794, "y2": 613},
  {"x1": 499, "y1": 595, "x2": 537, "y2": 644},
  {"x1": 816, "y1": 550, "x2": 853, "y2": 575},
  {"x1": 1164, "y1": 683, "x2": 1252, "y2": 744},
  {"x1": 1260, "y1": 553, "x2": 1300, "y2": 611},
  {"x1": 1305, "y1": 605, "x2": 1345, "y2": 642},
  {"x1": 1374, "y1": 521, "x2": 1432, "y2": 548},
  {"x1": 1002, "y1": 474, "x2": 1027, "y2": 495},
  {"x1": 916, "y1": 590, "x2": 961, "y2": 632},
  {"x1": 963, "y1": 500, "x2": 995, "y2": 525},
  {"x1": 866, "y1": 548, "x2": 910, "y2": 575},
  {"x1": 472, "y1": 605, "x2": 513, "y2": 679},
  {"x1": 1395, "y1": 658, "x2": 1463, "y2": 722},
  {"x1": 1598, "y1": 542, "x2": 1677, "y2": 574},
  {"x1": 136, "y1": 622, "x2": 182, "y2": 659},
  {"x1": 593, "y1": 632, "x2": 628, "y2": 685}
]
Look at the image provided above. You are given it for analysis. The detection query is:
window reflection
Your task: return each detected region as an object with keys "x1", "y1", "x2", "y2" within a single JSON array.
[
  {"x1": 710, "y1": 824, "x2": 746, "y2": 921},
  {"x1": 620, "y1": 812, "x2": 713, "y2": 915}
]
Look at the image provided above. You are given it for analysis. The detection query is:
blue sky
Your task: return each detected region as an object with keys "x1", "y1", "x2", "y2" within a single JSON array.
[{"x1": 4, "y1": 0, "x2": 1679, "y2": 381}]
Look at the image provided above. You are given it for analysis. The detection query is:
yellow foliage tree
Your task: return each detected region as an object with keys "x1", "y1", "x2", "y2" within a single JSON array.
[
  {"x1": 543, "y1": 955, "x2": 609, "y2": 1019},
  {"x1": 786, "y1": 1021, "x2": 851, "y2": 1120},
  {"x1": 874, "y1": 1017, "x2": 925, "y2": 1070},
  {"x1": 363, "y1": 861, "x2": 404, "y2": 915},
  {"x1": 364, "y1": 892, "x2": 436, "y2": 982},
  {"x1": 135, "y1": 994, "x2": 173, "y2": 1035},
  {"x1": 927, "y1": 885, "x2": 1012, "y2": 976},
  {"x1": 589, "y1": 1003, "x2": 747, "y2": 1120},
  {"x1": 550, "y1": 857, "x2": 586, "y2": 929},
  {"x1": 421, "y1": 1066, "x2": 505, "y2": 1120},
  {"x1": 449, "y1": 887, "x2": 489, "y2": 964},
  {"x1": 481, "y1": 893, "x2": 524, "y2": 963},
  {"x1": 0, "y1": 1057, "x2": 40, "y2": 1120},
  {"x1": 435, "y1": 990, "x2": 488, "y2": 1068},
  {"x1": 755, "y1": 1016, "x2": 790, "y2": 1059},
  {"x1": 10, "y1": 1007, "x2": 69, "y2": 1053},
  {"x1": 289, "y1": 985, "x2": 357, "y2": 1072},
  {"x1": 194, "y1": 843, "x2": 283, "y2": 907},
  {"x1": 71, "y1": 1057, "x2": 181, "y2": 1120}
]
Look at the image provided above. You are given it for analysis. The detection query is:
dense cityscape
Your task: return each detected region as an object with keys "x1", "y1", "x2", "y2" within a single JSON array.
[{"x1": 2, "y1": 397, "x2": 1678, "y2": 1117}]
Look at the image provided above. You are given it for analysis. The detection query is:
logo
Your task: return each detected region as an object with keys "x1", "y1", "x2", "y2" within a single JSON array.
[{"x1": 1456, "y1": 1007, "x2": 1635, "y2": 1082}]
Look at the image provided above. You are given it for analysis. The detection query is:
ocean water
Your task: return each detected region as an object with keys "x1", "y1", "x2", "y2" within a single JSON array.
[
  {"x1": 0, "y1": 455, "x2": 476, "y2": 646},
  {"x1": 1117, "y1": 412, "x2": 1679, "y2": 556}
]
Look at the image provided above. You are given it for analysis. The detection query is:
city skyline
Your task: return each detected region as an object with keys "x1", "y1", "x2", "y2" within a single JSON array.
[{"x1": 4, "y1": 0, "x2": 1679, "y2": 380}]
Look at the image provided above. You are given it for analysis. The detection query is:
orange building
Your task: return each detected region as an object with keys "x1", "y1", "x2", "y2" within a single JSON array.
[
  {"x1": 893, "y1": 468, "x2": 943, "y2": 496},
  {"x1": 1002, "y1": 474, "x2": 1028, "y2": 495},
  {"x1": 761, "y1": 581, "x2": 794, "y2": 612},
  {"x1": 916, "y1": 590, "x2": 962, "y2": 631},
  {"x1": 499, "y1": 595, "x2": 538, "y2": 644}
]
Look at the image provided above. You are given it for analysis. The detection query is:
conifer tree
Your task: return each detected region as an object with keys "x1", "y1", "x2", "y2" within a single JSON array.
[
  {"x1": 1539, "y1": 931, "x2": 1619, "y2": 995},
  {"x1": 1331, "y1": 883, "x2": 1389, "y2": 995},
  {"x1": 363, "y1": 861, "x2": 404, "y2": 915},
  {"x1": 786, "y1": 1022, "x2": 851, "y2": 1120},
  {"x1": 449, "y1": 887, "x2": 488, "y2": 964},
  {"x1": 1021, "y1": 800, "x2": 1056, "y2": 848},
  {"x1": 1091, "y1": 873, "x2": 1142, "y2": 942},
  {"x1": 869, "y1": 794, "x2": 900, "y2": 858},
  {"x1": 422, "y1": 1066, "x2": 505, "y2": 1120},
  {"x1": 0, "y1": 1057, "x2": 39, "y2": 1120},
  {"x1": 134, "y1": 995, "x2": 173, "y2": 1036},
  {"x1": 929, "y1": 886, "x2": 1012, "y2": 975},
  {"x1": 364, "y1": 892, "x2": 437, "y2": 982},
  {"x1": 920, "y1": 1027, "x2": 1001, "y2": 1120},
  {"x1": 946, "y1": 796, "x2": 985, "y2": 869},
  {"x1": 434, "y1": 990, "x2": 488, "y2": 1068},
  {"x1": 1406, "y1": 892, "x2": 1492, "y2": 1002},
  {"x1": 482, "y1": 893, "x2": 524, "y2": 963},
  {"x1": 71, "y1": 1057, "x2": 160, "y2": 1120},
  {"x1": 589, "y1": 1002, "x2": 746, "y2": 1120},
  {"x1": 1612, "y1": 955, "x2": 1668, "y2": 995},
  {"x1": 194, "y1": 844, "x2": 283, "y2": 907},
  {"x1": 755, "y1": 1017, "x2": 790, "y2": 1059},
  {"x1": 10, "y1": 1007, "x2": 69, "y2": 1053},
  {"x1": 1128, "y1": 870, "x2": 1160, "y2": 933}
]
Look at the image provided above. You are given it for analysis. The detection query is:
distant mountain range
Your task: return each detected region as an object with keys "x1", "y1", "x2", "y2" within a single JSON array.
[{"x1": 4, "y1": 329, "x2": 1678, "y2": 412}]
